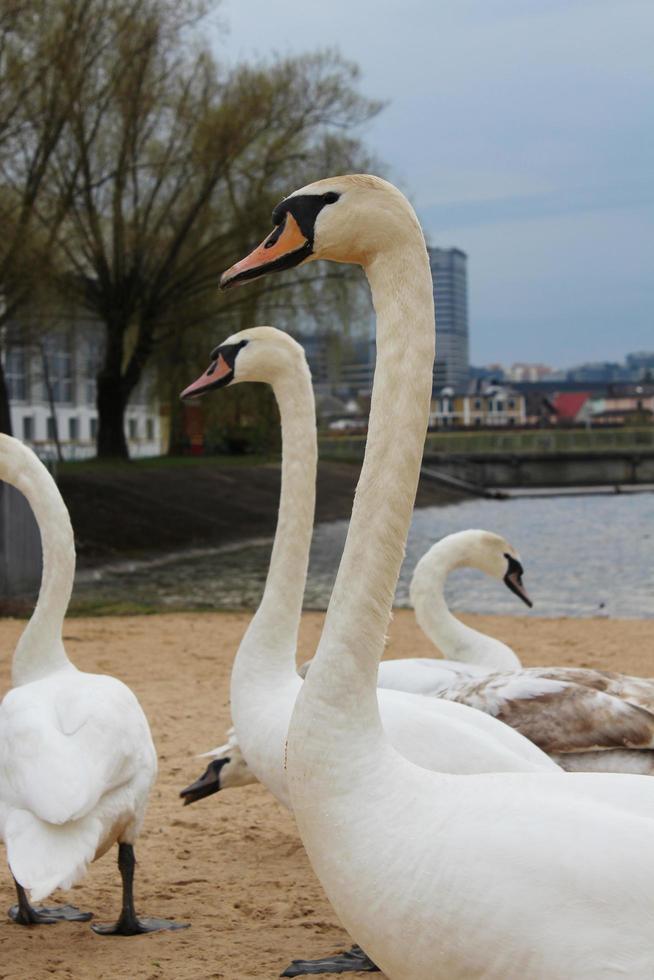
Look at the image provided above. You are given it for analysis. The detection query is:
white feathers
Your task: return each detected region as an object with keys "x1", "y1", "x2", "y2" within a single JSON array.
[{"x1": 0, "y1": 436, "x2": 157, "y2": 902}]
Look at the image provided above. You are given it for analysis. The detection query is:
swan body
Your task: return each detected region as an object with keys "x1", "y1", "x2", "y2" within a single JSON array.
[
  {"x1": 1, "y1": 670, "x2": 155, "y2": 900},
  {"x1": 180, "y1": 327, "x2": 559, "y2": 815},
  {"x1": 371, "y1": 655, "x2": 490, "y2": 692},
  {"x1": 0, "y1": 435, "x2": 182, "y2": 933},
  {"x1": 227, "y1": 175, "x2": 654, "y2": 979}
]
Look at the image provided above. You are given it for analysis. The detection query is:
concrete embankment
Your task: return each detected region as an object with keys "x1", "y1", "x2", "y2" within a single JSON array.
[{"x1": 55, "y1": 456, "x2": 462, "y2": 568}]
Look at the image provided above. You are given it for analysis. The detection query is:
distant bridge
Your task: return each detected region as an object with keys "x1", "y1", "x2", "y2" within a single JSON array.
[{"x1": 320, "y1": 427, "x2": 654, "y2": 495}]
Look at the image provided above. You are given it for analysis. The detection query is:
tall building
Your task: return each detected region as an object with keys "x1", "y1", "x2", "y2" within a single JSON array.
[{"x1": 428, "y1": 247, "x2": 469, "y2": 390}]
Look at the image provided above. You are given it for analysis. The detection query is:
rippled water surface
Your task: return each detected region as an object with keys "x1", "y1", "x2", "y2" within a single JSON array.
[{"x1": 74, "y1": 492, "x2": 654, "y2": 618}]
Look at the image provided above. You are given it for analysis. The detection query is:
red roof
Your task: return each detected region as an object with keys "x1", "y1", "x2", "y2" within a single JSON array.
[{"x1": 552, "y1": 392, "x2": 591, "y2": 419}]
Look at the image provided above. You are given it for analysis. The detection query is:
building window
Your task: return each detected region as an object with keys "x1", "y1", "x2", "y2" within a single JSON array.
[
  {"x1": 6, "y1": 348, "x2": 28, "y2": 401},
  {"x1": 128, "y1": 418, "x2": 138, "y2": 439},
  {"x1": 69, "y1": 417, "x2": 78, "y2": 440},
  {"x1": 474, "y1": 417, "x2": 481, "y2": 426},
  {"x1": 85, "y1": 335, "x2": 102, "y2": 405},
  {"x1": 90, "y1": 417, "x2": 98, "y2": 440},
  {"x1": 145, "y1": 417, "x2": 154, "y2": 441},
  {"x1": 22, "y1": 416, "x2": 34, "y2": 440},
  {"x1": 46, "y1": 416, "x2": 57, "y2": 440},
  {"x1": 508, "y1": 399, "x2": 515, "y2": 409},
  {"x1": 474, "y1": 399, "x2": 481, "y2": 410},
  {"x1": 42, "y1": 334, "x2": 73, "y2": 404}
]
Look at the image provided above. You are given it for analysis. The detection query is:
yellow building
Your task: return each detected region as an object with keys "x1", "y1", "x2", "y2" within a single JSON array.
[{"x1": 430, "y1": 383, "x2": 526, "y2": 429}]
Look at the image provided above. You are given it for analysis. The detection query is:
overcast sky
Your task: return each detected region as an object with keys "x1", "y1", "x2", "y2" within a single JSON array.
[{"x1": 215, "y1": 1, "x2": 653, "y2": 367}]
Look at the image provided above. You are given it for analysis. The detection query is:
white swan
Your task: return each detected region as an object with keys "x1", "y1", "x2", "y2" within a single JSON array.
[
  {"x1": 178, "y1": 324, "x2": 558, "y2": 973},
  {"x1": 0, "y1": 435, "x2": 186, "y2": 935},
  {"x1": 225, "y1": 174, "x2": 654, "y2": 979}
]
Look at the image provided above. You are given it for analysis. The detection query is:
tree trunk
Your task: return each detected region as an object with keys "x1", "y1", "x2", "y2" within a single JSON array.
[
  {"x1": 96, "y1": 327, "x2": 130, "y2": 458},
  {"x1": 0, "y1": 357, "x2": 13, "y2": 437},
  {"x1": 97, "y1": 372, "x2": 130, "y2": 458}
]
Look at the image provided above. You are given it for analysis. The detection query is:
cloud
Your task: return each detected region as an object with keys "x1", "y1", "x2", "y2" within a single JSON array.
[
  {"x1": 219, "y1": 0, "x2": 654, "y2": 366},
  {"x1": 419, "y1": 179, "x2": 654, "y2": 231}
]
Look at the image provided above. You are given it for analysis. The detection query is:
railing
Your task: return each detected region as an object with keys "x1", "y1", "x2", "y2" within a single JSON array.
[{"x1": 319, "y1": 426, "x2": 654, "y2": 459}]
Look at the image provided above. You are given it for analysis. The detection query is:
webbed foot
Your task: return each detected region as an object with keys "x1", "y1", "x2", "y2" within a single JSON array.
[
  {"x1": 9, "y1": 902, "x2": 93, "y2": 925},
  {"x1": 281, "y1": 944, "x2": 380, "y2": 976},
  {"x1": 92, "y1": 914, "x2": 189, "y2": 936}
]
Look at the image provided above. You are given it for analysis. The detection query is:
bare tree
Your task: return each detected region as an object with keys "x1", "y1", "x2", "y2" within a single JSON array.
[
  {"x1": 0, "y1": 0, "x2": 167, "y2": 434},
  {"x1": 49, "y1": 24, "x2": 381, "y2": 455}
]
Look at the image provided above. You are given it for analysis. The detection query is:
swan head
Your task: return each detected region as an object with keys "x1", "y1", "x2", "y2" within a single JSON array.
[
  {"x1": 180, "y1": 326, "x2": 308, "y2": 399},
  {"x1": 457, "y1": 530, "x2": 532, "y2": 608},
  {"x1": 219, "y1": 174, "x2": 419, "y2": 288},
  {"x1": 414, "y1": 529, "x2": 532, "y2": 609},
  {"x1": 179, "y1": 743, "x2": 255, "y2": 805}
]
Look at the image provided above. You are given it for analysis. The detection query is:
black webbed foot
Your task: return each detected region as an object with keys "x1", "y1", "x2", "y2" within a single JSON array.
[
  {"x1": 9, "y1": 901, "x2": 93, "y2": 925},
  {"x1": 92, "y1": 843, "x2": 189, "y2": 937},
  {"x1": 281, "y1": 944, "x2": 380, "y2": 976},
  {"x1": 92, "y1": 914, "x2": 189, "y2": 936}
]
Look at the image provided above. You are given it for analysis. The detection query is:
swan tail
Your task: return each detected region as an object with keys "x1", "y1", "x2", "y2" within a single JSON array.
[{"x1": 5, "y1": 809, "x2": 102, "y2": 902}]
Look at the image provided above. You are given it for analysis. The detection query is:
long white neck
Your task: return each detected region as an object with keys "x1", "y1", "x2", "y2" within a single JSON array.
[
  {"x1": 288, "y1": 222, "x2": 435, "y2": 752},
  {"x1": 410, "y1": 538, "x2": 522, "y2": 669},
  {"x1": 1, "y1": 440, "x2": 74, "y2": 686},
  {"x1": 230, "y1": 363, "x2": 316, "y2": 706}
]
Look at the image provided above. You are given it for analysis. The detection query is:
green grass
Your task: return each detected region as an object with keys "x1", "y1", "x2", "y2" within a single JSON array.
[
  {"x1": 67, "y1": 598, "x2": 247, "y2": 617},
  {"x1": 58, "y1": 452, "x2": 277, "y2": 474}
]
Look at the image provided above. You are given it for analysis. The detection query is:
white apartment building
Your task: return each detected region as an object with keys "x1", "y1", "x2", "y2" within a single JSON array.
[{"x1": 4, "y1": 318, "x2": 163, "y2": 459}]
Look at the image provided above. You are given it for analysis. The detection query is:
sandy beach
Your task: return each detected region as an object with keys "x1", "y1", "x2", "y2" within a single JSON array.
[{"x1": 1, "y1": 609, "x2": 653, "y2": 980}]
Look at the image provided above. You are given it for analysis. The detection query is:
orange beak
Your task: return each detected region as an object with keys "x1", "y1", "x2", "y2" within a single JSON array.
[
  {"x1": 180, "y1": 353, "x2": 233, "y2": 401},
  {"x1": 220, "y1": 212, "x2": 312, "y2": 290}
]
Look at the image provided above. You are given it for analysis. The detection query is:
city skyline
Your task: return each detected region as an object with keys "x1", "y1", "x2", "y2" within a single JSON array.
[
  {"x1": 473, "y1": 349, "x2": 654, "y2": 378},
  {"x1": 218, "y1": 0, "x2": 653, "y2": 366}
]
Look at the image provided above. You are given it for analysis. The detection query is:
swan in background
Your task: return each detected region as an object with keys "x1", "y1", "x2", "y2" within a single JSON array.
[
  {"x1": 178, "y1": 325, "x2": 557, "y2": 974},
  {"x1": 299, "y1": 528, "x2": 526, "y2": 694},
  {"x1": 0, "y1": 435, "x2": 186, "y2": 935},
  {"x1": 227, "y1": 174, "x2": 654, "y2": 979},
  {"x1": 406, "y1": 527, "x2": 525, "y2": 672},
  {"x1": 371, "y1": 530, "x2": 654, "y2": 774}
]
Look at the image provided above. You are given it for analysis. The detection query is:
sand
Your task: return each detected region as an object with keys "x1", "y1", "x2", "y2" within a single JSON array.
[{"x1": 0, "y1": 610, "x2": 652, "y2": 980}]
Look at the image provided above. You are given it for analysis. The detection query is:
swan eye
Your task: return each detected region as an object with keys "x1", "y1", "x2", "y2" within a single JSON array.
[{"x1": 322, "y1": 192, "x2": 339, "y2": 204}]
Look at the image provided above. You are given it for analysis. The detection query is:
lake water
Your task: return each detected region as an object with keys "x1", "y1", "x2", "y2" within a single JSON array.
[{"x1": 74, "y1": 491, "x2": 654, "y2": 619}]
